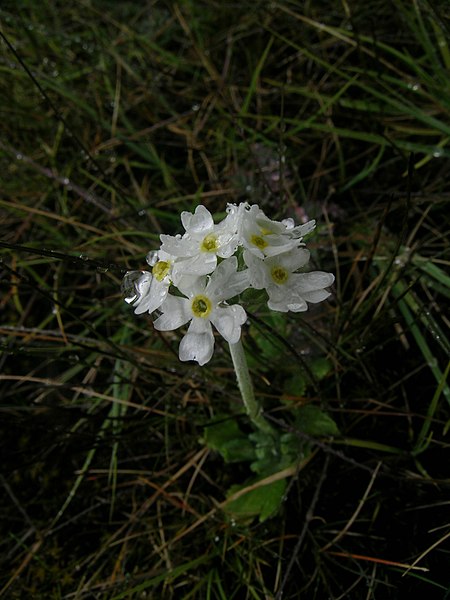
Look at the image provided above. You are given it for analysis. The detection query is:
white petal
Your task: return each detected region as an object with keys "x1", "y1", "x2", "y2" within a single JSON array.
[
  {"x1": 294, "y1": 271, "x2": 335, "y2": 291},
  {"x1": 286, "y1": 300, "x2": 308, "y2": 312},
  {"x1": 290, "y1": 219, "x2": 316, "y2": 238},
  {"x1": 175, "y1": 274, "x2": 206, "y2": 297},
  {"x1": 180, "y1": 210, "x2": 193, "y2": 231},
  {"x1": 267, "y1": 298, "x2": 290, "y2": 312},
  {"x1": 267, "y1": 247, "x2": 310, "y2": 272},
  {"x1": 172, "y1": 254, "x2": 217, "y2": 285},
  {"x1": 179, "y1": 320, "x2": 215, "y2": 365},
  {"x1": 216, "y1": 241, "x2": 239, "y2": 258},
  {"x1": 183, "y1": 205, "x2": 214, "y2": 234},
  {"x1": 221, "y1": 270, "x2": 251, "y2": 300},
  {"x1": 263, "y1": 237, "x2": 299, "y2": 257},
  {"x1": 301, "y1": 289, "x2": 332, "y2": 303},
  {"x1": 134, "y1": 278, "x2": 169, "y2": 314},
  {"x1": 243, "y1": 250, "x2": 267, "y2": 289},
  {"x1": 267, "y1": 284, "x2": 308, "y2": 313},
  {"x1": 160, "y1": 234, "x2": 194, "y2": 258},
  {"x1": 205, "y1": 256, "x2": 237, "y2": 298},
  {"x1": 255, "y1": 213, "x2": 285, "y2": 234},
  {"x1": 210, "y1": 304, "x2": 247, "y2": 344},
  {"x1": 153, "y1": 296, "x2": 191, "y2": 330}
]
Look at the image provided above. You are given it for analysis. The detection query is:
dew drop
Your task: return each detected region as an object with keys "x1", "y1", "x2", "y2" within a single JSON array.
[
  {"x1": 192, "y1": 103, "x2": 200, "y2": 112},
  {"x1": 146, "y1": 250, "x2": 159, "y2": 266},
  {"x1": 121, "y1": 270, "x2": 151, "y2": 304},
  {"x1": 62, "y1": 177, "x2": 70, "y2": 185},
  {"x1": 138, "y1": 209, "x2": 146, "y2": 216},
  {"x1": 16, "y1": 153, "x2": 23, "y2": 160},
  {"x1": 79, "y1": 254, "x2": 89, "y2": 261},
  {"x1": 433, "y1": 150, "x2": 442, "y2": 158}
]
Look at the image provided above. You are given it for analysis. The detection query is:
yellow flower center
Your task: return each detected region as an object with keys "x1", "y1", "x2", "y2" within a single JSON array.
[
  {"x1": 271, "y1": 266, "x2": 289, "y2": 285},
  {"x1": 191, "y1": 294, "x2": 212, "y2": 318},
  {"x1": 250, "y1": 234, "x2": 268, "y2": 250},
  {"x1": 200, "y1": 233, "x2": 219, "y2": 253},
  {"x1": 152, "y1": 260, "x2": 170, "y2": 281}
]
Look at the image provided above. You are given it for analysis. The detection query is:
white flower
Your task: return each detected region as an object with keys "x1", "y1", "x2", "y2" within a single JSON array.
[
  {"x1": 243, "y1": 248, "x2": 334, "y2": 312},
  {"x1": 159, "y1": 205, "x2": 240, "y2": 284},
  {"x1": 239, "y1": 204, "x2": 316, "y2": 258},
  {"x1": 153, "y1": 257, "x2": 248, "y2": 365}
]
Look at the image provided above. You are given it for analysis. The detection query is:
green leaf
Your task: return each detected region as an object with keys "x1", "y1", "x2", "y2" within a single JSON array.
[
  {"x1": 202, "y1": 418, "x2": 256, "y2": 463},
  {"x1": 225, "y1": 476, "x2": 287, "y2": 522},
  {"x1": 282, "y1": 373, "x2": 307, "y2": 399},
  {"x1": 295, "y1": 404, "x2": 339, "y2": 437},
  {"x1": 311, "y1": 357, "x2": 333, "y2": 380}
]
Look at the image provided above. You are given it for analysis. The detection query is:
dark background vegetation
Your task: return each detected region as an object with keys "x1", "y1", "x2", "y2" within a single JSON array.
[{"x1": 1, "y1": 0, "x2": 449, "y2": 598}]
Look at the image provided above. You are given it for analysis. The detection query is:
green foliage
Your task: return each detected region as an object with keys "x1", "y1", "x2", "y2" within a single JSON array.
[
  {"x1": 225, "y1": 477, "x2": 287, "y2": 523},
  {"x1": 203, "y1": 405, "x2": 339, "y2": 522},
  {"x1": 202, "y1": 418, "x2": 257, "y2": 463},
  {"x1": 294, "y1": 404, "x2": 340, "y2": 437}
]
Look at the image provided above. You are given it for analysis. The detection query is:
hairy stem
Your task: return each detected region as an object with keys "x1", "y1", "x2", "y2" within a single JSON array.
[{"x1": 229, "y1": 339, "x2": 277, "y2": 437}]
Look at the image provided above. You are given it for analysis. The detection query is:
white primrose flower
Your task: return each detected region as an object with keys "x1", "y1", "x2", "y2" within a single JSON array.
[
  {"x1": 243, "y1": 248, "x2": 334, "y2": 313},
  {"x1": 239, "y1": 203, "x2": 316, "y2": 258},
  {"x1": 153, "y1": 257, "x2": 249, "y2": 365},
  {"x1": 159, "y1": 204, "x2": 240, "y2": 285}
]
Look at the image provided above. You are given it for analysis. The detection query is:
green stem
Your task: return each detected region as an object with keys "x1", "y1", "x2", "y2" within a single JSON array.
[{"x1": 229, "y1": 339, "x2": 277, "y2": 437}]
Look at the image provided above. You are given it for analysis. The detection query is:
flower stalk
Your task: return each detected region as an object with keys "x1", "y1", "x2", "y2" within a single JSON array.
[{"x1": 228, "y1": 339, "x2": 277, "y2": 438}]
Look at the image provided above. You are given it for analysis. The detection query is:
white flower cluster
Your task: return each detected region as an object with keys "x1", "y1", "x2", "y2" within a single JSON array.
[{"x1": 122, "y1": 203, "x2": 334, "y2": 365}]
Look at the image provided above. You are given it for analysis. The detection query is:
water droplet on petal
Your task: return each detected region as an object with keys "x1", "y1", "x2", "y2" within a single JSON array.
[
  {"x1": 121, "y1": 270, "x2": 150, "y2": 304},
  {"x1": 146, "y1": 250, "x2": 159, "y2": 266}
]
